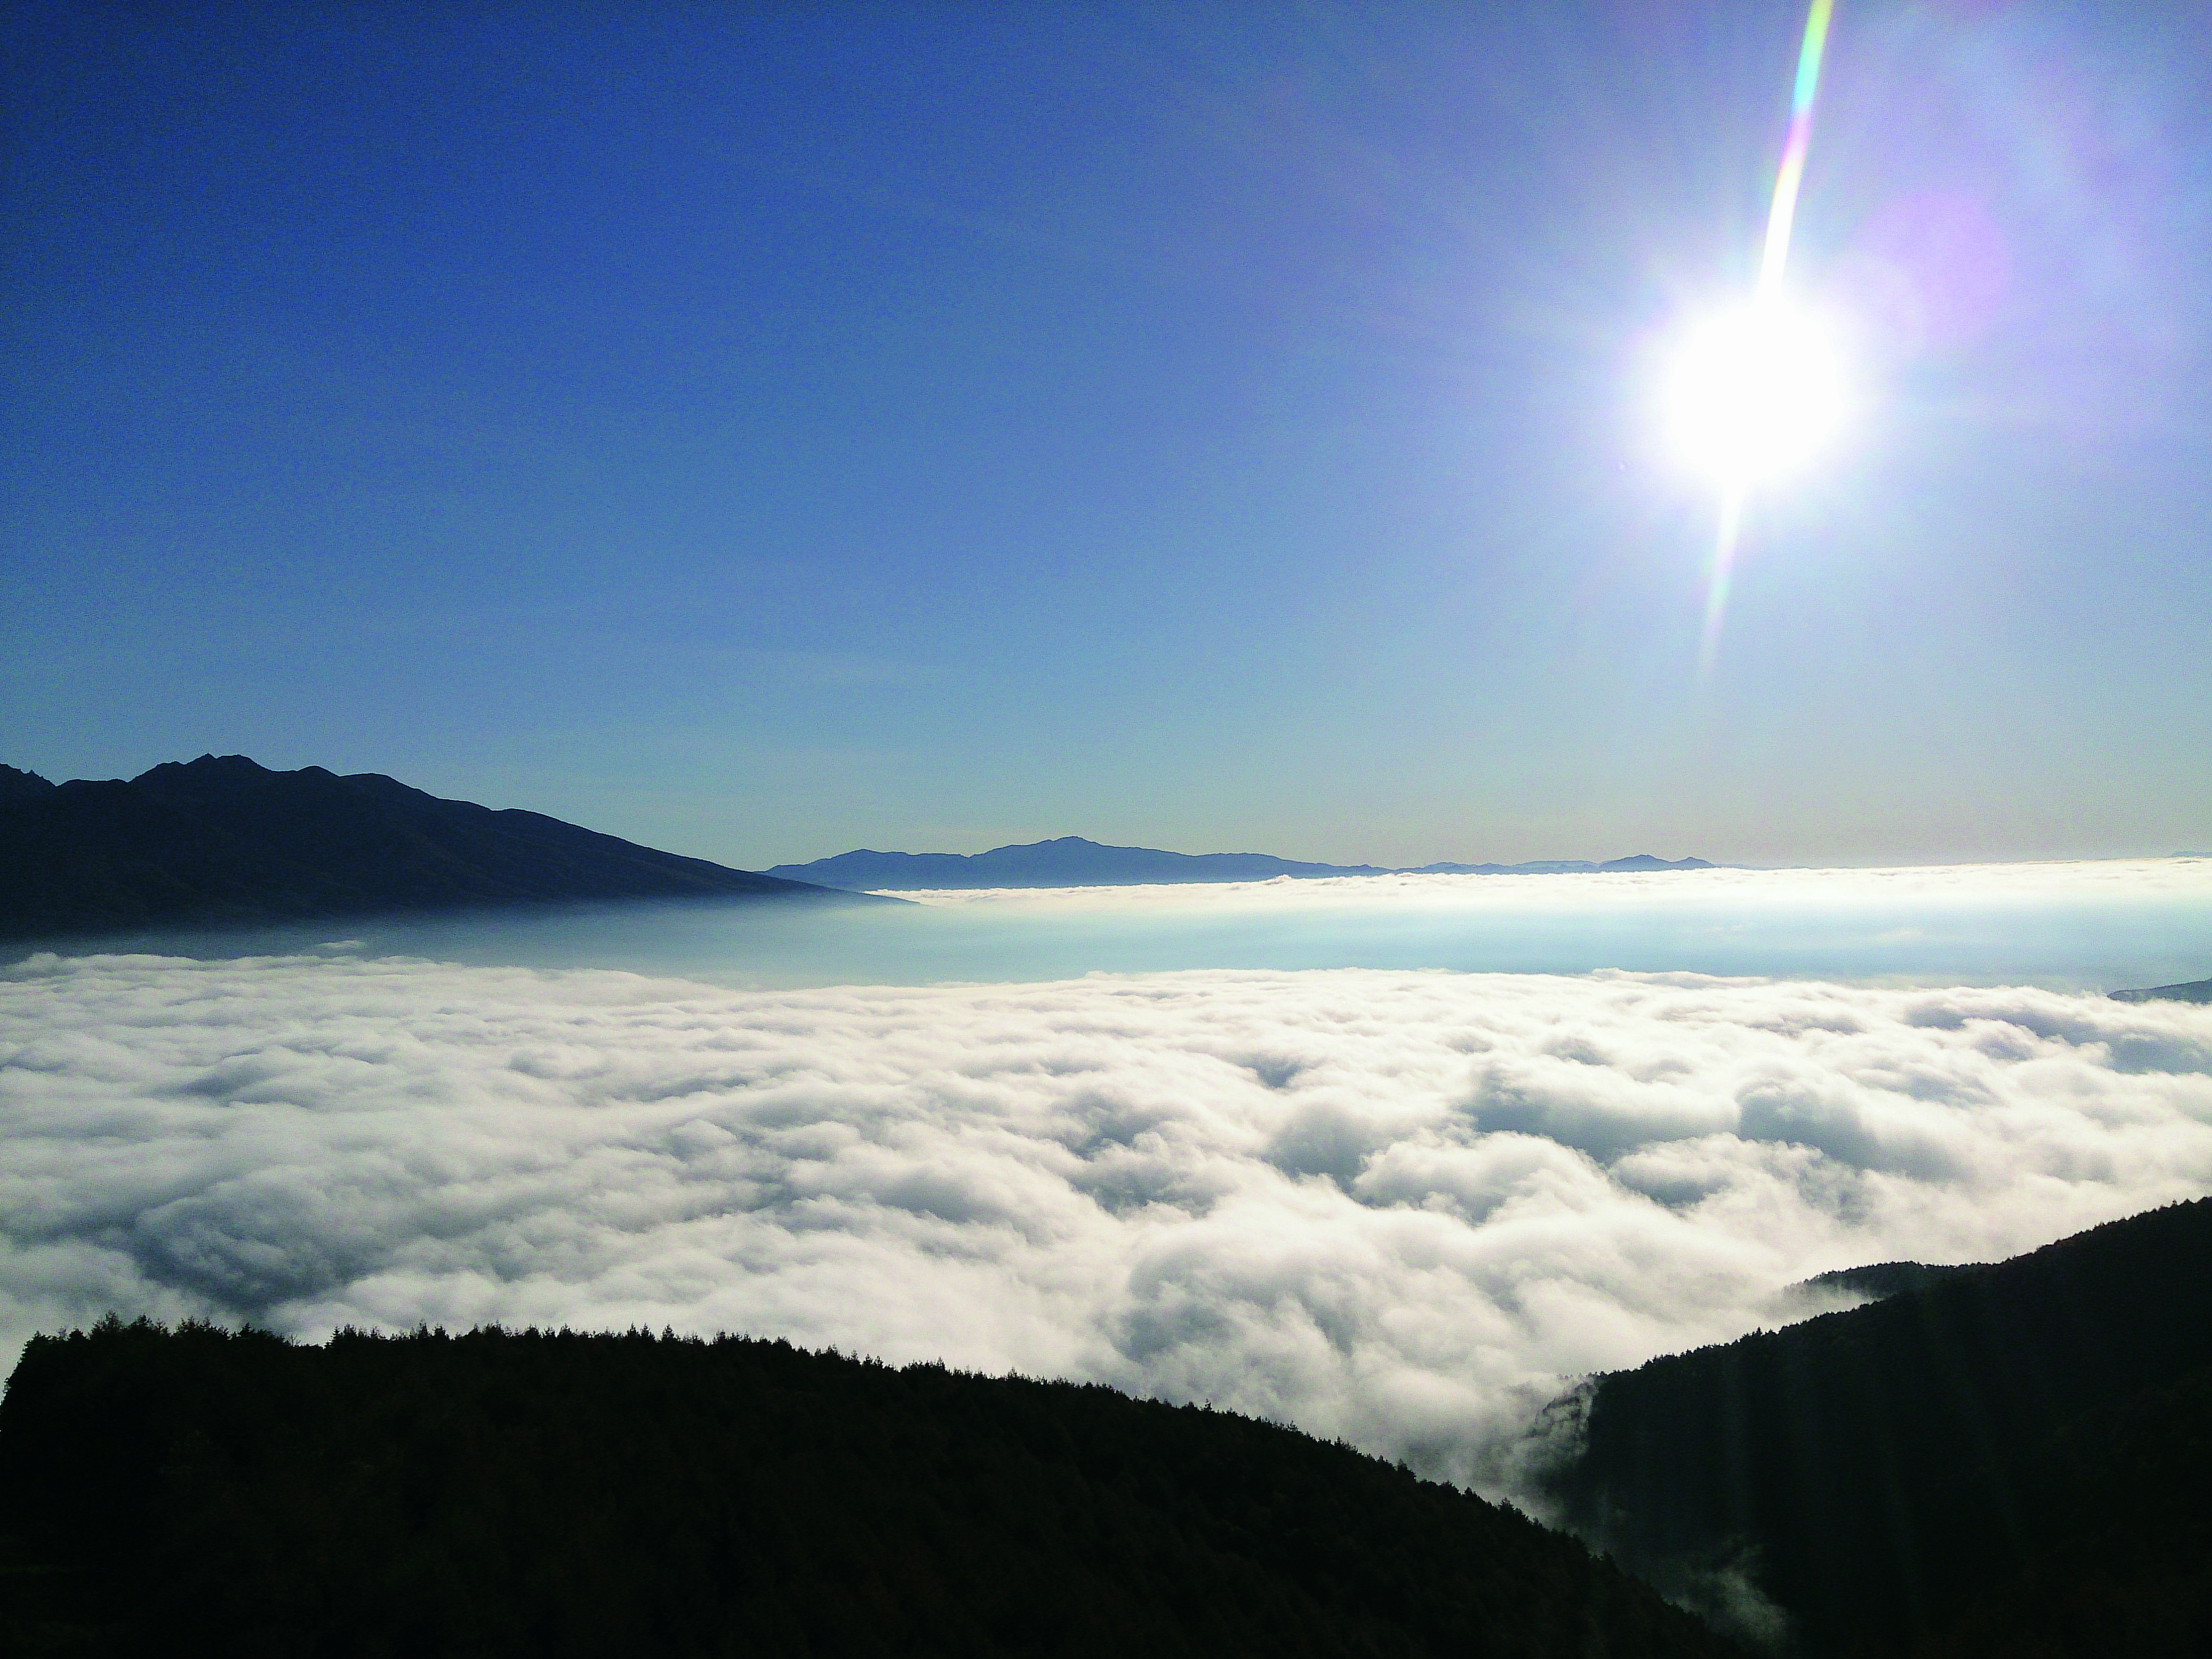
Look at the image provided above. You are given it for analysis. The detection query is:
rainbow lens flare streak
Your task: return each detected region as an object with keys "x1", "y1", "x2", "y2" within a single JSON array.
[
  {"x1": 1759, "y1": 0, "x2": 1835, "y2": 303},
  {"x1": 1701, "y1": 0, "x2": 1836, "y2": 674}
]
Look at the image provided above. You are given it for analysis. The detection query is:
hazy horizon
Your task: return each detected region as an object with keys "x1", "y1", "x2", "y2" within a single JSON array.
[
  {"x1": 9, "y1": 857, "x2": 2204, "y2": 995},
  {"x1": 9, "y1": 750, "x2": 2208, "y2": 876}
]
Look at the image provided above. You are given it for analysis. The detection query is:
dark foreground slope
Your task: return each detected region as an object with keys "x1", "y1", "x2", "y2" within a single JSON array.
[
  {"x1": 0, "y1": 755, "x2": 864, "y2": 938},
  {"x1": 0, "y1": 1322, "x2": 1735, "y2": 1659},
  {"x1": 1543, "y1": 1199, "x2": 2212, "y2": 1656}
]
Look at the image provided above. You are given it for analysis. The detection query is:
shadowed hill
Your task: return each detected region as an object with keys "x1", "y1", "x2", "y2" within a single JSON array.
[
  {"x1": 0, "y1": 1320, "x2": 1738, "y2": 1659},
  {"x1": 1901, "y1": 1359, "x2": 2212, "y2": 1657},
  {"x1": 0, "y1": 765, "x2": 54, "y2": 805},
  {"x1": 1542, "y1": 1199, "x2": 2212, "y2": 1656},
  {"x1": 2110, "y1": 977, "x2": 2212, "y2": 1005},
  {"x1": 0, "y1": 754, "x2": 873, "y2": 939},
  {"x1": 1793, "y1": 1260, "x2": 1977, "y2": 1302}
]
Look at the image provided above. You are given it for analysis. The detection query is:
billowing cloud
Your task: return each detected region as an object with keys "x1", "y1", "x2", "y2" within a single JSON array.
[{"x1": 5, "y1": 952, "x2": 2211, "y2": 1499}]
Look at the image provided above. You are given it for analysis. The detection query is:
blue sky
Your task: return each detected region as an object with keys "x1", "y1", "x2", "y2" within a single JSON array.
[{"x1": 5, "y1": 1, "x2": 2208, "y2": 868}]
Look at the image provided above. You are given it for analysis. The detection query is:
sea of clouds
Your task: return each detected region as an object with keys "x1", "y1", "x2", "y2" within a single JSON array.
[
  {"x1": 93, "y1": 856, "x2": 2212, "y2": 991},
  {"x1": 7, "y1": 948, "x2": 2210, "y2": 1500}
]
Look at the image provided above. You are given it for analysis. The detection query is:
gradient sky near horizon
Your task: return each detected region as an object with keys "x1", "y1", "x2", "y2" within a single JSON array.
[{"x1": 5, "y1": 1, "x2": 2209, "y2": 871}]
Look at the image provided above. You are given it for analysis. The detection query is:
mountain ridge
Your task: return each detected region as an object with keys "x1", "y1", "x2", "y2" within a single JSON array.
[
  {"x1": 0, "y1": 754, "x2": 874, "y2": 940},
  {"x1": 769, "y1": 836, "x2": 1716, "y2": 891},
  {"x1": 2111, "y1": 976, "x2": 2212, "y2": 1005}
]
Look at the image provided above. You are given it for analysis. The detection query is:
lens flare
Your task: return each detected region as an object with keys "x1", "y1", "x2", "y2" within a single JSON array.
[{"x1": 1761, "y1": 0, "x2": 1835, "y2": 302}]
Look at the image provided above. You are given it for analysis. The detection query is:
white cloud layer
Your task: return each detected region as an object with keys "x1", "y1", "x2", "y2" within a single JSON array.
[
  {"x1": 886, "y1": 856, "x2": 2212, "y2": 912},
  {"x1": 6, "y1": 953, "x2": 2211, "y2": 1497}
]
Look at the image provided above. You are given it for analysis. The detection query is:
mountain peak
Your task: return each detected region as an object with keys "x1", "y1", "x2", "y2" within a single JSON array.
[
  {"x1": 3, "y1": 756, "x2": 875, "y2": 938},
  {"x1": 152, "y1": 752, "x2": 275, "y2": 776},
  {"x1": 1598, "y1": 854, "x2": 1715, "y2": 872},
  {"x1": 0, "y1": 764, "x2": 57, "y2": 804}
]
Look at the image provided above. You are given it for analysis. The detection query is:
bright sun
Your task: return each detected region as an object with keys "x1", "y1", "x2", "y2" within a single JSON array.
[{"x1": 1664, "y1": 301, "x2": 1848, "y2": 487}]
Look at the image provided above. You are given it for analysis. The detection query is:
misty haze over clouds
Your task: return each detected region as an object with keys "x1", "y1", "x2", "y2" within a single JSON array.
[
  {"x1": 9, "y1": 918, "x2": 2210, "y2": 1503},
  {"x1": 77, "y1": 856, "x2": 2212, "y2": 995}
]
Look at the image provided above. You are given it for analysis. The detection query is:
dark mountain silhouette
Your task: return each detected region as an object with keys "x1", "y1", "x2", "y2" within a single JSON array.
[
  {"x1": 1793, "y1": 1259, "x2": 1978, "y2": 1303},
  {"x1": 1541, "y1": 1199, "x2": 2212, "y2": 1656},
  {"x1": 0, "y1": 754, "x2": 873, "y2": 939},
  {"x1": 0, "y1": 764, "x2": 56, "y2": 805},
  {"x1": 768, "y1": 839, "x2": 1714, "y2": 891},
  {"x1": 0, "y1": 1320, "x2": 1739, "y2": 1659},
  {"x1": 2110, "y1": 977, "x2": 2212, "y2": 1005}
]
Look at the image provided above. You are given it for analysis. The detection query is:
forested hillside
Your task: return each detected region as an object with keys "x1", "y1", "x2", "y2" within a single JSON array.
[
  {"x1": 1908, "y1": 1359, "x2": 2212, "y2": 1657},
  {"x1": 0, "y1": 1319, "x2": 1735, "y2": 1658},
  {"x1": 1544, "y1": 1199, "x2": 2212, "y2": 1656}
]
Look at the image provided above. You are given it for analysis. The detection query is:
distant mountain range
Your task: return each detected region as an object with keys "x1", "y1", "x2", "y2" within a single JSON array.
[
  {"x1": 768, "y1": 836, "x2": 1715, "y2": 891},
  {"x1": 1544, "y1": 1198, "x2": 2212, "y2": 1654},
  {"x1": 0, "y1": 756, "x2": 869, "y2": 939}
]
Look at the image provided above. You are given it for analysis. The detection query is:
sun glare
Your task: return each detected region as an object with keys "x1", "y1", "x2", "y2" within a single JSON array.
[{"x1": 1665, "y1": 301, "x2": 1847, "y2": 487}]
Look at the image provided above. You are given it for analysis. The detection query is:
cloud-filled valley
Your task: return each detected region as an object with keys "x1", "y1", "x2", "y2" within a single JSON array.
[
  {"x1": 6, "y1": 951, "x2": 2211, "y2": 1498},
  {"x1": 71, "y1": 856, "x2": 2211, "y2": 997}
]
